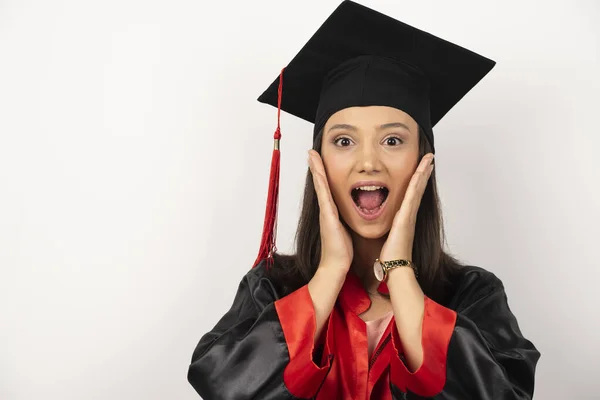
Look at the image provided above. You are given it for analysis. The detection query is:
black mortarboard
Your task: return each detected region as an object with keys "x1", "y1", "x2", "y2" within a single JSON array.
[{"x1": 252, "y1": 0, "x2": 496, "y2": 268}]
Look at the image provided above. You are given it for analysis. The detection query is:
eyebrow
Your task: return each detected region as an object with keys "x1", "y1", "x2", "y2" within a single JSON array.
[{"x1": 327, "y1": 122, "x2": 413, "y2": 134}]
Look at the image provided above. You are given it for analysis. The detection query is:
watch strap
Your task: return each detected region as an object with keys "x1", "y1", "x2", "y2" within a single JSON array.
[{"x1": 379, "y1": 259, "x2": 418, "y2": 279}]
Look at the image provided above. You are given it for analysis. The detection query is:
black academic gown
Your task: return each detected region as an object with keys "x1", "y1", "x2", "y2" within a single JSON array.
[{"x1": 188, "y1": 260, "x2": 540, "y2": 399}]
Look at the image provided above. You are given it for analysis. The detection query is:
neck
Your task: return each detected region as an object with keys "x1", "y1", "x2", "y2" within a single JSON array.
[{"x1": 350, "y1": 231, "x2": 389, "y2": 295}]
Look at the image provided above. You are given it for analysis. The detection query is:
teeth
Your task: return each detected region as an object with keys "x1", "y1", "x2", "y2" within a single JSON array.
[{"x1": 355, "y1": 186, "x2": 384, "y2": 191}]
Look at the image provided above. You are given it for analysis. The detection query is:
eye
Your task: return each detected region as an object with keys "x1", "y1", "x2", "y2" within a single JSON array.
[
  {"x1": 384, "y1": 136, "x2": 404, "y2": 146},
  {"x1": 333, "y1": 136, "x2": 354, "y2": 147}
]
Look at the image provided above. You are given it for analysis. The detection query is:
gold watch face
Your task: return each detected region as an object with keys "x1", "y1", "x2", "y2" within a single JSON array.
[{"x1": 373, "y1": 259, "x2": 385, "y2": 281}]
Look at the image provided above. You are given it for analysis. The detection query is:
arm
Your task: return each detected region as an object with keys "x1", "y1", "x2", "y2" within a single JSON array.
[
  {"x1": 308, "y1": 265, "x2": 347, "y2": 342},
  {"x1": 388, "y1": 270, "x2": 540, "y2": 399},
  {"x1": 187, "y1": 262, "x2": 343, "y2": 400}
]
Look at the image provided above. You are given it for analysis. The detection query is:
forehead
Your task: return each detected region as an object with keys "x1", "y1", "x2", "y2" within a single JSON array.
[{"x1": 324, "y1": 106, "x2": 418, "y2": 133}]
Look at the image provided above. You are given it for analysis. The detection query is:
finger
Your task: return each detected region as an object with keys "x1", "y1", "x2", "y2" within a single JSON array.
[
  {"x1": 314, "y1": 172, "x2": 340, "y2": 222},
  {"x1": 308, "y1": 150, "x2": 339, "y2": 219},
  {"x1": 406, "y1": 154, "x2": 434, "y2": 205},
  {"x1": 308, "y1": 149, "x2": 328, "y2": 178},
  {"x1": 311, "y1": 154, "x2": 339, "y2": 220},
  {"x1": 412, "y1": 153, "x2": 435, "y2": 197},
  {"x1": 394, "y1": 154, "x2": 435, "y2": 224}
]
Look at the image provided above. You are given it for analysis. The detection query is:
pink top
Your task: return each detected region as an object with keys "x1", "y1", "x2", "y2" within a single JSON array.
[{"x1": 365, "y1": 310, "x2": 394, "y2": 359}]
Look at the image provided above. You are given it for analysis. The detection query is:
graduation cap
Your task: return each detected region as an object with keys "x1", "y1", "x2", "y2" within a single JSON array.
[{"x1": 252, "y1": 0, "x2": 496, "y2": 269}]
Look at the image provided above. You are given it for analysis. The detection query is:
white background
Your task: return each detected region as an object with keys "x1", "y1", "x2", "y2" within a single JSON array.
[{"x1": 1, "y1": 0, "x2": 598, "y2": 399}]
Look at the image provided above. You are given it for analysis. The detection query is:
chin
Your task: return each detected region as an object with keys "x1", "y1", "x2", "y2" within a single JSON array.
[
  {"x1": 342, "y1": 211, "x2": 392, "y2": 240},
  {"x1": 352, "y1": 226, "x2": 389, "y2": 240}
]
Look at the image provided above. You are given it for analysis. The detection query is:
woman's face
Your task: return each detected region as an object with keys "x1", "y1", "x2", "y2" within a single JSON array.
[{"x1": 320, "y1": 106, "x2": 420, "y2": 240}]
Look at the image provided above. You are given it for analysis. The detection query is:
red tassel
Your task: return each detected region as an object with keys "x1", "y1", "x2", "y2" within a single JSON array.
[{"x1": 252, "y1": 68, "x2": 285, "y2": 269}]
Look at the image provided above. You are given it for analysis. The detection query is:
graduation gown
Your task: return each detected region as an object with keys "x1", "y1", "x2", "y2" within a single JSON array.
[{"x1": 187, "y1": 260, "x2": 540, "y2": 399}]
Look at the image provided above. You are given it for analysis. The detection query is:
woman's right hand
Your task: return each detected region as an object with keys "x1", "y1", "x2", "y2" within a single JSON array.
[
  {"x1": 308, "y1": 149, "x2": 353, "y2": 273},
  {"x1": 306, "y1": 149, "x2": 352, "y2": 343}
]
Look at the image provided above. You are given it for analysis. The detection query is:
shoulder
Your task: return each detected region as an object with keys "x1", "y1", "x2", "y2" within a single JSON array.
[
  {"x1": 445, "y1": 265, "x2": 506, "y2": 311},
  {"x1": 243, "y1": 259, "x2": 271, "y2": 287},
  {"x1": 237, "y1": 255, "x2": 299, "y2": 304},
  {"x1": 453, "y1": 265, "x2": 504, "y2": 290}
]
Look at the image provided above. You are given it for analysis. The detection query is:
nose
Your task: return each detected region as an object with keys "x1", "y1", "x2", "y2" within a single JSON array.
[{"x1": 356, "y1": 141, "x2": 382, "y2": 174}]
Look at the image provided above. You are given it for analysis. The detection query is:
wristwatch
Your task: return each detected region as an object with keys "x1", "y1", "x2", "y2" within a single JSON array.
[{"x1": 373, "y1": 258, "x2": 418, "y2": 281}]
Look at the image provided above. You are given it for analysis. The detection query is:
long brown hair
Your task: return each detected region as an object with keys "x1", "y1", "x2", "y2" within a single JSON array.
[{"x1": 266, "y1": 126, "x2": 466, "y2": 305}]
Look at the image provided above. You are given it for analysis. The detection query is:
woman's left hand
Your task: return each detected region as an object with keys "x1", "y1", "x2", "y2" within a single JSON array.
[
  {"x1": 381, "y1": 152, "x2": 435, "y2": 372},
  {"x1": 379, "y1": 153, "x2": 435, "y2": 264}
]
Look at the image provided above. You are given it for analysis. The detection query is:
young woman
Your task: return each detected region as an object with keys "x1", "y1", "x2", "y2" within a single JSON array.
[{"x1": 188, "y1": 2, "x2": 540, "y2": 399}]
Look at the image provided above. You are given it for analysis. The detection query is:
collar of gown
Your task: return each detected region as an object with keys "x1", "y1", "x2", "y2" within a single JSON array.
[{"x1": 338, "y1": 269, "x2": 390, "y2": 315}]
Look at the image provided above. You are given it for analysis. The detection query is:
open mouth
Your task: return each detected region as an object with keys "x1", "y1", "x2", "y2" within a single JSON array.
[{"x1": 351, "y1": 186, "x2": 389, "y2": 213}]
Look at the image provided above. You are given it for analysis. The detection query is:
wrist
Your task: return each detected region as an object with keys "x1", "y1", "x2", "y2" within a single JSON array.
[
  {"x1": 308, "y1": 264, "x2": 347, "y2": 317},
  {"x1": 314, "y1": 263, "x2": 348, "y2": 286},
  {"x1": 317, "y1": 261, "x2": 349, "y2": 276}
]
